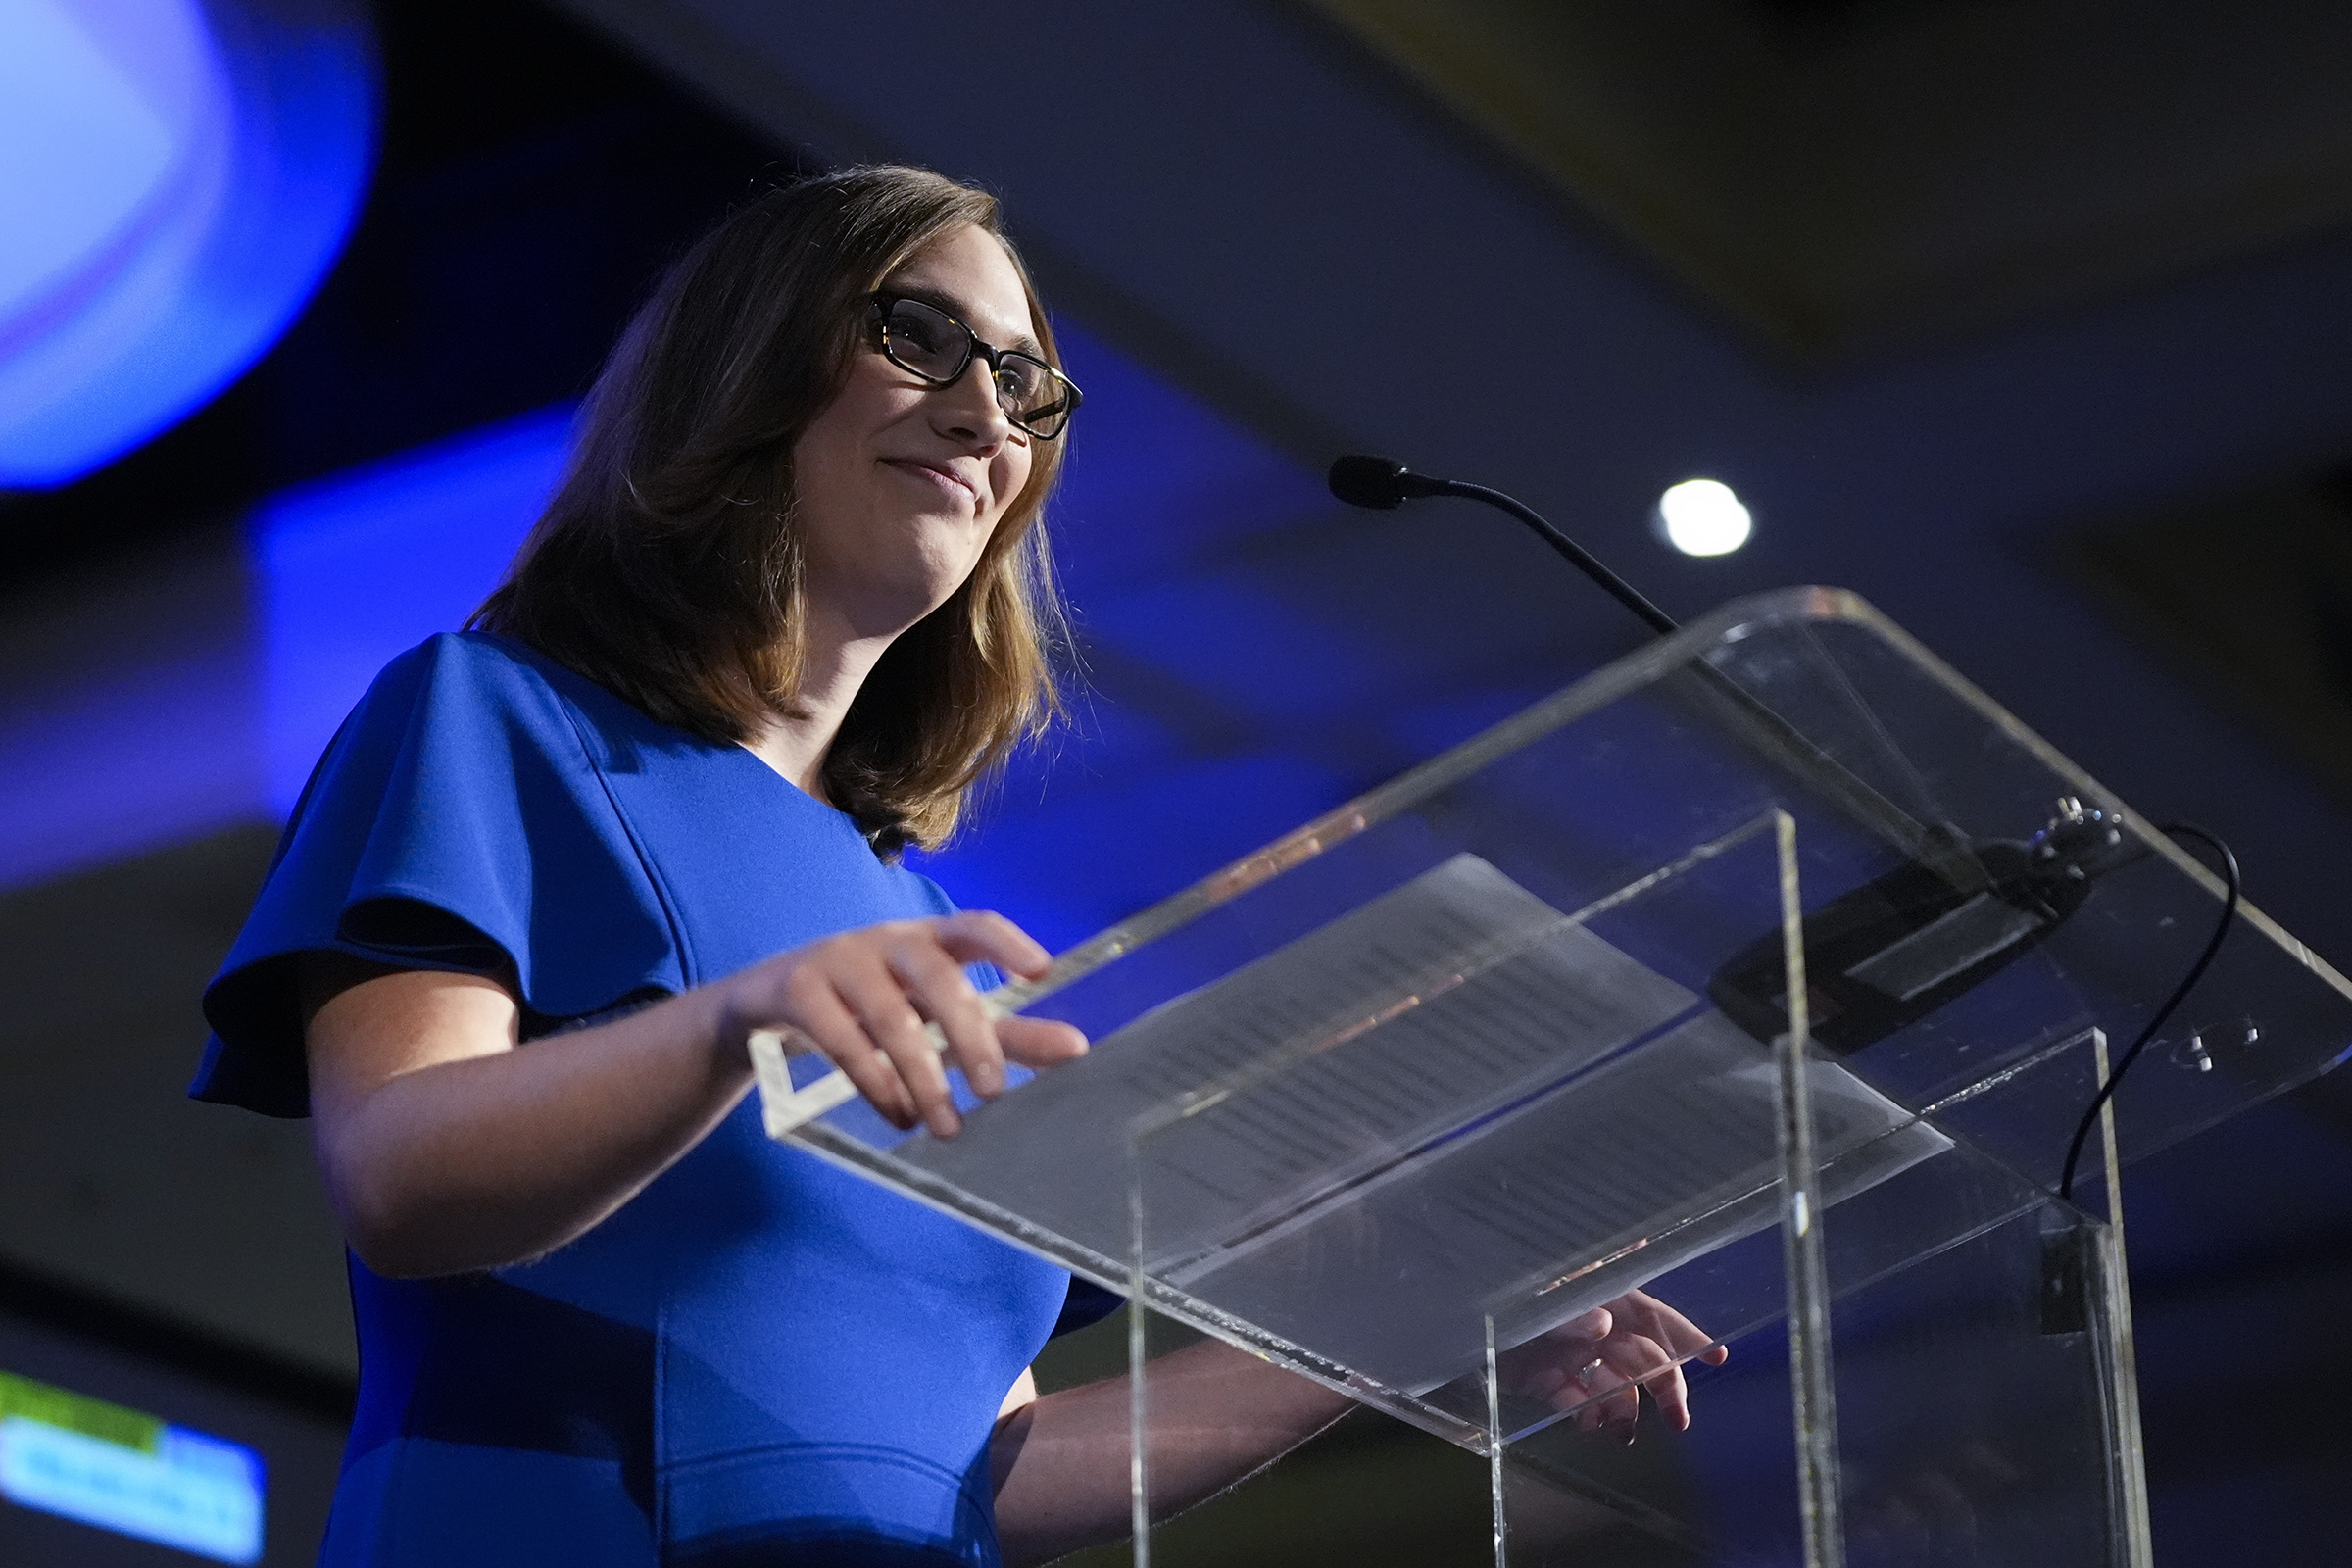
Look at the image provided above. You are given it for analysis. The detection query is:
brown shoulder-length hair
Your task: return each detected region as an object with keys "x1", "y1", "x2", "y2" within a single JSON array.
[{"x1": 470, "y1": 165, "x2": 1070, "y2": 858}]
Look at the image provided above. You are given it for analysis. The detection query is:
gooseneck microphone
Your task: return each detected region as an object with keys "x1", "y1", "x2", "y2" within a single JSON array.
[
  {"x1": 1326, "y1": 453, "x2": 1964, "y2": 883},
  {"x1": 1333, "y1": 452, "x2": 2247, "y2": 1209},
  {"x1": 1325, "y1": 454, "x2": 2230, "y2": 1169},
  {"x1": 1327, "y1": 456, "x2": 1679, "y2": 636}
]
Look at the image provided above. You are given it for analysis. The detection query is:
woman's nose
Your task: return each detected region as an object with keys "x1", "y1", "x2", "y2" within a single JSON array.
[{"x1": 933, "y1": 355, "x2": 1013, "y2": 443}]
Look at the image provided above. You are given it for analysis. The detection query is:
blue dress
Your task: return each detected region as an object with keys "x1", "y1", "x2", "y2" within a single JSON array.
[{"x1": 194, "y1": 632, "x2": 1109, "y2": 1567}]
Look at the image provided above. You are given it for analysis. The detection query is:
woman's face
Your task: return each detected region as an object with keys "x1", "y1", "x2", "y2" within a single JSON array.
[{"x1": 790, "y1": 223, "x2": 1040, "y2": 643}]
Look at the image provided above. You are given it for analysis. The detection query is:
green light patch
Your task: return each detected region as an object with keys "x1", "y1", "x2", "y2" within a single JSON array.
[{"x1": 0, "y1": 1369, "x2": 161, "y2": 1454}]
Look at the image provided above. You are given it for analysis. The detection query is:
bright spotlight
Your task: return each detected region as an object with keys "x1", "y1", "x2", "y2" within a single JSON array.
[{"x1": 1657, "y1": 478, "x2": 1752, "y2": 557}]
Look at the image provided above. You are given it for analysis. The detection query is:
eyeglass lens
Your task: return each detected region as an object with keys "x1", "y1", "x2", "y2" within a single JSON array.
[{"x1": 879, "y1": 297, "x2": 1075, "y2": 437}]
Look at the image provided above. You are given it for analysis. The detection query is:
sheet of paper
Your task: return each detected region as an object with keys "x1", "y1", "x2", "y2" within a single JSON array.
[
  {"x1": 901, "y1": 853, "x2": 1699, "y2": 1263},
  {"x1": 893, "y1": 852, "x2": 1949, "y2": 1394},
  {"x1": 1167, "y1": 1007, "x2": 1948, "y2": 1391}
]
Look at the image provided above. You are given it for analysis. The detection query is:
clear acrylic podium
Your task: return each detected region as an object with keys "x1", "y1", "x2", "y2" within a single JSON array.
[{"x1": 752, "y1": 587, "x2": 2352, "y2": 1566}]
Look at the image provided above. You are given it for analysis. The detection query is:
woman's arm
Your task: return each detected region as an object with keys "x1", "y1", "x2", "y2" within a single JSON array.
[
  {"x1": 987, "y1": 1340, "x2": 1352, "y2": 1568},
  {"x1": 303, "y1": 912, "x2": 1086, "y2": 1278},
  {"x1": 985, "y1": 1290, "x2": 1726, "y2": 1566}
]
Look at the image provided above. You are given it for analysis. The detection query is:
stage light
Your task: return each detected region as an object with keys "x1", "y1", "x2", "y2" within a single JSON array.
[
  {"x1": 0, "y1": 0, "x2": 376, "y2": 488},
  {"x1": 0, "y1": 1369, "x2": 264, "y2": 1563},
  {"x1": 1657, "y1": 478, "x2": 1752, "y2": 557},
  {"x1": 249, "y1": 407, "x2": 573, "y2": 816}
]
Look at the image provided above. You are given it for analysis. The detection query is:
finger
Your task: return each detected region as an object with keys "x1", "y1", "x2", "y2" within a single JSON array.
[
  {"x1": 931, "y1": 910, "x2": 1054, "y2": 979},
  {"x1": 1521, "y1": 1307, "x2": 1616, "y2": 1428},
  {"x1": 1608, "y1": 1291, "x2": 1702, "y2": 1351},
  {"x1": 1569, "y1": 1362, "x2": 1609, "y2": 1429},
  {"x1": 1598, "y1": 1363, "x2": 1644, "y2": 1434},
  {"x1": 834, "y1": 957, "x2": 961, "y2": 1138},
  {"x1": 1642, "y1": 1362, "x2": 1690, "y2": 1433},
  {"x1": 1550, "y1": 1326, "x2": 1669, "y2": 1431},
  {"x1": 782, "y1": 972, "x2": 918, "y2": 1130},
  {"x1": 1612, "y1": 1292, "x2": 1729, "y2": 1367},
  {"x1": 1603, "y1": 1334, "x2": 1690, "y2": 1433},
  {"x1": 1565, "y1": 1359, "x2": 1630, "y2": 1434},
  {"x1": 1538, "y1": 1306, "x2": 1612, "y2": 1353},
  {"x1": 887, "y1": 936, "x2": 1005, "y2": 1099},
  {"x1": 996, "y1": 1014, "x2": 1089, "y2": 1067},
  {"x1": 1518, "y1": 1361, "x2": 1572, "y2": 1403}
]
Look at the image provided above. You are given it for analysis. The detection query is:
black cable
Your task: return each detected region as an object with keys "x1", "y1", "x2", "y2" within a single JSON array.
[{"x1": 2057, "y1": 822, "x2": 2240, "y2": 1202}]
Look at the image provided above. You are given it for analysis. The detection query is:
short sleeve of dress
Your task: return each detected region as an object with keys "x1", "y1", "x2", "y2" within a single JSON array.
[{"x1": 193, "y1": 632, "x2": 685, "y2": 1118}]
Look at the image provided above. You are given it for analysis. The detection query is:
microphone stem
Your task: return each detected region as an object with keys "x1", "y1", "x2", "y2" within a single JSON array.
[
  {"x1": 1432, "y1": 479, "x2": 1680, "y2": 636},
  {"x1": 1421, "y1": 474, "x2": 1982, "y2": 887}
]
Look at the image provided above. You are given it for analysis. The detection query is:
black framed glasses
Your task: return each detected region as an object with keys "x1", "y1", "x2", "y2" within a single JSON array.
[{"x1": 868, "y1": 292, "x2": 1083, "y2": 439}]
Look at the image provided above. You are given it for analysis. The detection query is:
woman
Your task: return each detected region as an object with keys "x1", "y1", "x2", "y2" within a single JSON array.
[{"x1": 195, "y1": 166, "x2": 1711, "y2": 1567}]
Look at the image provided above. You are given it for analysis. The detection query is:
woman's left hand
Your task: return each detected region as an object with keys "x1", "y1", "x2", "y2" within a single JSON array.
[{"x1": 1497, "y1": 1290, "x2": 1728, "y2": 1441}]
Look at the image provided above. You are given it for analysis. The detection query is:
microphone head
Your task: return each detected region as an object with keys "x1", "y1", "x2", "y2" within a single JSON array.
[{"x1": 1328, "y1": 454, "x2": 1416, "y2": 510}]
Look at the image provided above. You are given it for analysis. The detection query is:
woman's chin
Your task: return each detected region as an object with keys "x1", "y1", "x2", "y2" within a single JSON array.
[
  {"x1": 832, "y1": 571, "x2": 977, "y2": 640},
  {"x1": 807, "y1": 517, "x2": 989, "y2": 634}
]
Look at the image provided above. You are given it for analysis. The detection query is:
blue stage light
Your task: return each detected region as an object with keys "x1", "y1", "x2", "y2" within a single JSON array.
[
  {"x1": 248, "y1": 406, "x2": 574, "y2": 817},
  {"x1": 0, "y1": 0, "x2": 376, "y2": 488}
]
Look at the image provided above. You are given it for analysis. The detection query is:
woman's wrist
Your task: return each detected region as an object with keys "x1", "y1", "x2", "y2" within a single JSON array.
[{"x1": 663, "y1": 979, "x2": 762, "y2": 1101}]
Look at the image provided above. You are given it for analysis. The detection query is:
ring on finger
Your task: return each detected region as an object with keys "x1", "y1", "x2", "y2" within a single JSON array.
[{"x1": 1575, "y1": 1357, "x2": 1606, "y2": 1391}]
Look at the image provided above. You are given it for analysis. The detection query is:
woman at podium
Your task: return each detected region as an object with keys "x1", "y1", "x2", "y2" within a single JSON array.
[{"x1": 192, "y1": 165, "x2": 1711, "y2": 1566}]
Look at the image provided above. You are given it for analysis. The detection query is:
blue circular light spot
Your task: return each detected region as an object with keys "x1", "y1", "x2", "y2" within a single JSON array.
[{"x1": 0, "y1": 0, "x2": 377, "y2": 488}]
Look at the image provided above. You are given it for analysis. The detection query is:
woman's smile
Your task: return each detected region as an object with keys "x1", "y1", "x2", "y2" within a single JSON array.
[{"x1": 881, "y1": 455, "x2": 982, "y2": 510}]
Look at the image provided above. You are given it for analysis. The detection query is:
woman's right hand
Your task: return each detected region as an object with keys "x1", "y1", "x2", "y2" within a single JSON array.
[
  {"x1": 304, "y1": 909, "x2": 1085, "y2": 1276},
  {"x1": 711, "y1": 910, "x2": 1088, "y2": 1139}
]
